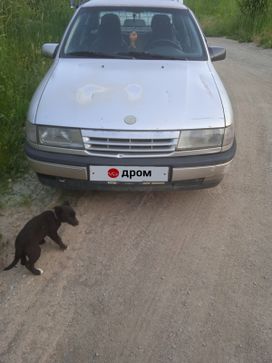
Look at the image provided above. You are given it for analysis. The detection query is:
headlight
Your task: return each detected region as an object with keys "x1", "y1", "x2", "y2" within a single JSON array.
[
  {"x1": 38, "y1": 126, "x2": 83, "y2": 149},
  {"x1": 26, "y1": 122, "x2": 37, "y2": 144},
  {"x1": 177, "y1": 128, "x2": 224, "y2": 150},
  {"x1": 222, "y1": 124, "x2": 235, "y2": 151}
]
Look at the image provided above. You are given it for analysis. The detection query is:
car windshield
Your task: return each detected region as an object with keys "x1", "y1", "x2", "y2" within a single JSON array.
[{"x1": 61, "y1": 7, "x2": 207, "y2": 61}]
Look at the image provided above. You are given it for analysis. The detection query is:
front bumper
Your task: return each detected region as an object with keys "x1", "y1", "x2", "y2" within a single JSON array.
[{"x1": 25, "y1": 140, "x2": 236, "y2": 190}]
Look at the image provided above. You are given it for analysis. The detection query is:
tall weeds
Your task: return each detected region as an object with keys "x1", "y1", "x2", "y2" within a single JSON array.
[
  {"x1": 238, "y1": 0, "x2": 268, "y2": 16},
  {"x1": 0, "y1": 0, "x2": 71, "y2": 183},
  {"x1": 186, "y1": 0, "x2": 272, "y2": 47}
]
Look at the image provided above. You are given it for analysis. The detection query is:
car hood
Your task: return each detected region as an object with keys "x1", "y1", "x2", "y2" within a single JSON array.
[{"x1": 34, "y1": 59, "x2": 225, "y2": 130}]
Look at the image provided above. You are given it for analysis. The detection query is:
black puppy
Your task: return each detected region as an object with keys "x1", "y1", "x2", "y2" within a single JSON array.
[{"x1": 4, "y1": 201, "x2": 79, "y2": 276}]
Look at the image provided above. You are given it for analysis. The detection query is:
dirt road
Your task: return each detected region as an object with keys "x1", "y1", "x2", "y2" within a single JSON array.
[{"x1": 1, "y1": 38, "x2": 272, "y2": 363}]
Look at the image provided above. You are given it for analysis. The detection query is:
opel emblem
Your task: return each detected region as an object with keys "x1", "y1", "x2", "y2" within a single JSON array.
[{"x1": 124, "y1": 115, "x2": 136, "y2": 125}]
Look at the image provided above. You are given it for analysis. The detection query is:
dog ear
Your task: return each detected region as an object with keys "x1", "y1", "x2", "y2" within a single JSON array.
[
  {"x1": 54, "y1": 206, "x2": 62, "y2": 218},
  {"x1": 62, "y1": 201, "x2": 70, "y2": 206}
]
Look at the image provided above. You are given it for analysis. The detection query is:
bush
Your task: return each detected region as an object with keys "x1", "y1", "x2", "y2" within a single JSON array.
[{"x1": 238, "y1": 0, "x2": 268, "y2": 16}]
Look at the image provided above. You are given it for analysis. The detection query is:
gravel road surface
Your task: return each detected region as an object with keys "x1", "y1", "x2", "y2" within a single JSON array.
[{"x1": 1, "y1": 38, "x2": 272, "y2": 363}]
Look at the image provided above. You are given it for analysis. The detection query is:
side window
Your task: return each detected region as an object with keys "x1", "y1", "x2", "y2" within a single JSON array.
[
  {"x1": 173, "y1": 13, "x2": 203, "y2": 56},
  {"x1": 64, "y1": 12, "x2": 99, "y2": 53},
  {"x1": 64, "y1": 15, "x2": 85, "y2": 53},
  {"x1": 183, "y1": 16, "x2": 203, "y2": 55}
]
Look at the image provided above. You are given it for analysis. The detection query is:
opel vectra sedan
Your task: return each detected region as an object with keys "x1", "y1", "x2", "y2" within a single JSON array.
[{"x1": 26, "y1": 0, "x2": 236, "y2": 190}]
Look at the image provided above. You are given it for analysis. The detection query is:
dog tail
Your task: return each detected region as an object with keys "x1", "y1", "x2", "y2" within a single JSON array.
[{"x1": 3, "y1": 256, "x2": 20, "y2": 271}]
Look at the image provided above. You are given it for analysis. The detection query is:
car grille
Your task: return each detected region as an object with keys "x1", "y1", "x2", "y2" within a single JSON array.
[{"x1": 81, "y1": 130, "x2": 180, "y2": 157}]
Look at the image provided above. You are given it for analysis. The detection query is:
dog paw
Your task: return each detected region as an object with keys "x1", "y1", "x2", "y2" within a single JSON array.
[
  {"x1": 60, "y1": 244, "x2": 68, "y2": 250},
  {"x1": 37, "y1": 268, "x2": 44, "y2": 275}
]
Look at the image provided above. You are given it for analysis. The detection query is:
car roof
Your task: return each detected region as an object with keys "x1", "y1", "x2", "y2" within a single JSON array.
[{"x1": 82, "y1": 0, "x2": 187, "y2": 10}]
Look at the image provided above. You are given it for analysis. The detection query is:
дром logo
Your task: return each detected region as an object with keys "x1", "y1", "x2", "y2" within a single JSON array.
[{"x1": 108, "y1": 168, "x2": 119, "y2": 178}]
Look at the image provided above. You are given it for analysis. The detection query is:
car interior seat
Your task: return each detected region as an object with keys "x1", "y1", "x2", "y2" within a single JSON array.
[
  {"x1": 144, "y1": 14, "x2": 175, "y2": 49},
  {"x1": 93, "y1": 13, "x2": 126, "y2": 53}
]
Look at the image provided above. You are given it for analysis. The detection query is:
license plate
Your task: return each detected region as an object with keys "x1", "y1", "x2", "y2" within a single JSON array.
[{"x1": 89, "y1": 166, "x2": 169, "y2": 183}]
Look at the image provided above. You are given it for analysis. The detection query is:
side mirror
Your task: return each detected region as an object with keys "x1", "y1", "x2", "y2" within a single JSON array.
[
  {"x1": 208, "y1": 46, "x2": 226, "y2": 62},
  {"x1": 70, "y1": 0, "x2": 76, "y2": 8},
  {"x1": 42, "y1": 43, "x2": 59, "y2": 58},
  {"x1": 69, "y1": 0, "x2": 82, "y2": 8}
]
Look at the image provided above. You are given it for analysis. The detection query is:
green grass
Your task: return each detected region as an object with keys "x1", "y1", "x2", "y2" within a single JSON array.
[
  {"x1": 0, "y1": 0, "x2": 72, "y2": 188},
  {"x1": 186, "y1": 0, "x2": 272, "y2": 47}
]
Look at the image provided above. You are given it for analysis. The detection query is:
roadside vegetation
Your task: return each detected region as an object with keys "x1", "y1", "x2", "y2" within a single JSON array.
[
  {"x1": 0, "y1": 0, "x2": 71, "y2": 191},
  {"x1": 0, "y1": 0, "x2": 271, "y2": 194},
  {"x1": 186, "y1": 0, "x2": 272, "y2": 47}
]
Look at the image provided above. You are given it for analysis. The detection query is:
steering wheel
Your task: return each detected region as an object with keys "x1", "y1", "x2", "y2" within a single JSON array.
[{"x1": 147, "y1": 39, "x2": 182, "y2": 50}]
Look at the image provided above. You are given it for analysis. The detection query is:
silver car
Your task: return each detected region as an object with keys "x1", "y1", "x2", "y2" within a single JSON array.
[{"x1": 26, "y1": 0, "x2": 236, "y2": 190}]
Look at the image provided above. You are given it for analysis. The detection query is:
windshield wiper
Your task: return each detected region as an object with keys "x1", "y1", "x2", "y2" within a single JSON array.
[
  {"x1": 117, "y1": 51, "x2": 188, "y2": 61},
  {"x1": 65, "y1": 51, "x2": 133, "y2": 59},
  {"x1": 65, "y1": 50, "x2": 187, "y2": 61}
]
